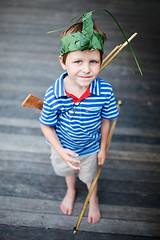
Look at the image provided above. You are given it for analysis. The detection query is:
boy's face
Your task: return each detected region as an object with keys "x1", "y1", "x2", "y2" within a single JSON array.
[{"x1": 59, "y1": 49, "x2": 101, "y2": 89}]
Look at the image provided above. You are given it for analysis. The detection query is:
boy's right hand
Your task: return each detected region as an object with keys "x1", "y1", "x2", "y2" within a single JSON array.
[{"x1": 58, "y1": 148, "x2": 81, "y2": 170}]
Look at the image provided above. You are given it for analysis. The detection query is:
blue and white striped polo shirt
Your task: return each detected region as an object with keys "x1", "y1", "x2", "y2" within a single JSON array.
[{"x1": 39, "y1": 72, "x2": 119, "y2": 156}]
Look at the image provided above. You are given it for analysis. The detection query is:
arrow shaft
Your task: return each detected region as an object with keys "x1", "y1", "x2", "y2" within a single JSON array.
[
  {"x1": 73, "y1": 100, "x2": 122, "y2": 235},
  {"x1": 100, "y1": 33, "x2": 137, "y2": 72}
]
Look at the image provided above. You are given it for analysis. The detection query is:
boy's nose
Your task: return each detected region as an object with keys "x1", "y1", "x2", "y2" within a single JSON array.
[{"x1": 82, "y1": 63, "x2": 90, "y2": 73}]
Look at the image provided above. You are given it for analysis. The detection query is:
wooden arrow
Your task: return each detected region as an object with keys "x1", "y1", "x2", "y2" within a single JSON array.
[{"x1": 73, "y1": 100, "x2": 122, "y2": 235}]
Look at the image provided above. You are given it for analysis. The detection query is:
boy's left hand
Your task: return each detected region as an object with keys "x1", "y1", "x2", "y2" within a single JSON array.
[{"x1": 97, "y1": 149, "x2": 107, "y2": 165}]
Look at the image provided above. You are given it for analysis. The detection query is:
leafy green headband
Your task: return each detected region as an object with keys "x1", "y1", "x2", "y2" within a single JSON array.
[
  {"x1": 60, "y1": 11, "x2": 104, "y2": 55},
  {"x1": 47, "y1": 9, "x2": 142, "y2": 75}
]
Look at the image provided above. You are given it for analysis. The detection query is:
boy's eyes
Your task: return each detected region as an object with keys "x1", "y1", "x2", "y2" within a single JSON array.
[
  {"x1": 90, "y1": 60, "x2": 97, "y2": 64},
  {"x1": 74, "y1": 60, "x2": 98, "y2": 64}
]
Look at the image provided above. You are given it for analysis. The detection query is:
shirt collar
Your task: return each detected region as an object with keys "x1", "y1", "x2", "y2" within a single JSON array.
[
  {"x1": 53, "y1": 72, "x2": 101, "y2": 98},
  {"x1": 53, "y1": 72, "x2": 67, "y2": 98},
  {"x1": 90, "y1": 76, "x2": 101, "y2": 96}
]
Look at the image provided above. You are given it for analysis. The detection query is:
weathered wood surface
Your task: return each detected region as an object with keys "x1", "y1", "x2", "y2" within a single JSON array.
[{"x1": 0, "y1": 0, "x2": 160, "y2": 239}]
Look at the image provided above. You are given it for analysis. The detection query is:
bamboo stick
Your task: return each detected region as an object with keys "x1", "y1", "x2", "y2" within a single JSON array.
[
  {"x1": 73, "y1": 100, "x2": 122, "y2": 235},
  {"x1": 100, "y1": 32, "x2": 137, "y2": 72},
  {"x1": 101, "y1": 45, "x2": 122, "y2": 66}
]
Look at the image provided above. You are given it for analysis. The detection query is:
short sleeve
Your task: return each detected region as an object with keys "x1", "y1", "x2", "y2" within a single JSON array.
[
  {"x1": 101, "y1": 88, "x2": 119, "y2": 119},
  {"x1": 39, "y1": 98, "x2": 58, "y2": 126}
]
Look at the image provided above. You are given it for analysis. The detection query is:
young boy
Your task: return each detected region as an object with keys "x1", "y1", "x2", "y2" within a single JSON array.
[{"x1": 39, "y1": 11, "x2": 119, "y2": 223}]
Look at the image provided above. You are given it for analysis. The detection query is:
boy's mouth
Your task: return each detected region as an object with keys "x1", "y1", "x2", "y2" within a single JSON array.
[{"x1": 79, "y1": 75, "x2": 93, "y2": 79}]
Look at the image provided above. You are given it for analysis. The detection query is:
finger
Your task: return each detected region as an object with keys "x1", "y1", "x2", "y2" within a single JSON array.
[
  {"x1": 66, "y1": 149, "x2": 79, "y2": 157},
  {"x1": 98, "y1": 158, "x2": 103, "y2": 165},
  {"x1": 68, "y1": 157, "x2": 80, "y2": 164},
  {"x1": 67, "y1": 161, "x2": 81, "y2": 170}
]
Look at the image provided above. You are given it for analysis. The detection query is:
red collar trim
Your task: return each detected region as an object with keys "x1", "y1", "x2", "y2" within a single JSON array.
[{"x1": 65, "y1": 86, "x2": 90, "y2": 103}]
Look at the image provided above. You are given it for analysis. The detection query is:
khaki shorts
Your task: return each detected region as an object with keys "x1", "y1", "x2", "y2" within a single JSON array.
[{"x1": 50, "y1": 147, "x2": 98, "y2": 184}]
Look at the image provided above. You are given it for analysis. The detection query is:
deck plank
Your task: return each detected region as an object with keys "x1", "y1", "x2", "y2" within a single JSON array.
[
  {"x1": 1, "y1": 225, "x2": 160, "y2": 240},
  {"x1": 0, "y1": 210, "x2": 160, "y2": 237},
  {"x1": 1, "y1": 196, "x2": 160, "y2": 222}
]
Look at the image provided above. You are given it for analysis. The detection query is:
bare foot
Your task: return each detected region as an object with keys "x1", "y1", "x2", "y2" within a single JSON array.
[
  {"x1": 88, "y1": 196, "x2": 101, "y2": 223},
  {"x1": 60, "y1": 189, "x2": 76, "y2": 215}
]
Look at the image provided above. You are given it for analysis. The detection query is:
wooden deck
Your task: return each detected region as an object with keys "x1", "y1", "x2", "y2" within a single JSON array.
[{"x1": 0, "y1": 0, "x2": 160, "y2": 239}]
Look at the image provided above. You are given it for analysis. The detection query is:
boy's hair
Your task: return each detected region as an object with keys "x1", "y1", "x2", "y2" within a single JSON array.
[{"x1": 60, "y1": 22, "x2": 107, "y2": 64}]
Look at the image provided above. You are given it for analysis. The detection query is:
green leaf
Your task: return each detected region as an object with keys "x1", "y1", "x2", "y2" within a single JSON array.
[{"x1": 103, "y1": 9, "x2": 143, "y2": 76}]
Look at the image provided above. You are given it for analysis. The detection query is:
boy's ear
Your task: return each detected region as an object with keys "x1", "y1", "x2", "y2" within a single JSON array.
[{"x1": 59, "y1": 55, "x2": 67, "y2": 70}]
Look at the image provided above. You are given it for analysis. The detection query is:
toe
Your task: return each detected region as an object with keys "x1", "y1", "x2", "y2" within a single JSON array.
[
  {"x1": 87, "y1": 216, "x2": 92, "y2": 223},
  {"x1": 60, "y1": 204, "x2": 67, "y2": 215},
  {"x1": 68, "y1": 209, "x2": 72, "y2": 215},
  {"x1": 94, "y1": 215, "x2": 100, "y2": 223}
]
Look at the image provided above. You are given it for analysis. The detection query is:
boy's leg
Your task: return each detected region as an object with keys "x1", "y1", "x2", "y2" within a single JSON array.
[
  {"x1": 86, "y1": 182, "x2": 101, "y2": 223},
  {"x1": 60, "y1": 173, "x2": 76, "y2": 215}
]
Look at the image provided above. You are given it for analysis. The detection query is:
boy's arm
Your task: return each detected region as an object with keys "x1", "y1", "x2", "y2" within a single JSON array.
[
  {"x1": 98, "y1": 118, "x2": 111, "y2": 165},
  {"x1": 40, "y1": 123, "x2": 81, "y2": 170}
]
